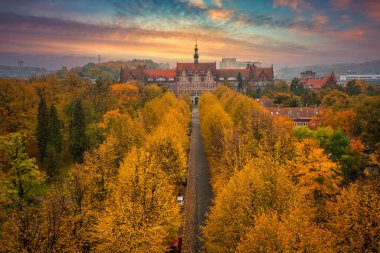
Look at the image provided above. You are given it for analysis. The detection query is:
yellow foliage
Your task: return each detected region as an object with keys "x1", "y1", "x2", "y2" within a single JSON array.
[
  {"x1": 143, "y1": 92, "x2": 190, "y2": 132},
  {"x1": 146, "y1": 117, "x2": 188, "y2": 185},
  {"x1": 287, "y1": 138, "x2": 341, "y2": 200},
  {"x1": 237, "y1": 209, "x2": 334, "y2": 253},
  {"x1": 202, "y1": 159, "x2": 298, "y2": 252},
  {"x1": 94, "y1": 148, "x2": 180, "y2": 252},
  {"x1": 327, "y1": 181, "x2": 380, "y2": 252}
]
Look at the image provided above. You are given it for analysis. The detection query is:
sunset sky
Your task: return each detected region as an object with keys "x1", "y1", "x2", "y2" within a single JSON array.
[{"x1": 0, "y1": 0, "x2": 379, "y2": 69}]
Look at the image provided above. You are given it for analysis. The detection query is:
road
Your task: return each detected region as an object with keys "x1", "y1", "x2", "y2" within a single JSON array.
[{"x1": 183, "y1": 107, "x2": 213, "y2": 253}]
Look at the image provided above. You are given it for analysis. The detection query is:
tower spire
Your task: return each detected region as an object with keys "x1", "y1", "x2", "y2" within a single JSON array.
[{"x1": 194, "y1": 40, "x2": 199, "y2": 67}]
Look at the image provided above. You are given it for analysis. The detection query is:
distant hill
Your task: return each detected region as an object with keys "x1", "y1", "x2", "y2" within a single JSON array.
[
  {"x1": 275, "y1": 60, "x2": 380, "y2": 80},
  {"x1": 0, "y1": 65, "x2": 50, "y2": 78},
  {"x1": 72, "y1": 59, "x2": 161, "y2": 81}
]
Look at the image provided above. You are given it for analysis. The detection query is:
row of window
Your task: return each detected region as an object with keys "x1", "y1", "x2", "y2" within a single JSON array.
[
  {"x1": 180, "y1": 76, "x2": 213, "y2": 82},
  {"x1": 179, "y1": 83, "x2": 216, "y2": 88},
  {"x1": 178, "y1": 89, "x2": 212, "y2": 96},
  {"x1": 294, "y1": 122, "x2": 308, "y2": 126},
  {"x1": 147, "y1": 77, "x2": 175, "y2": 82}
]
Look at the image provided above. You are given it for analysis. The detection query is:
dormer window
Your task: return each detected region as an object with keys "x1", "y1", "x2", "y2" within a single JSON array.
[{"x1": 156, "y1": 77, "x2": 166, "y2": 81}]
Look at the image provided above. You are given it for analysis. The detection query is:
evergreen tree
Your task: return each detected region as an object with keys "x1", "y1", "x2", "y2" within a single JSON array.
[
  {"x1": 37, "y1": 93, "x2": 49, "y2": 162},
  {"x1": 290, "y1": 77, "x2": 305, "y2": 96},
  {"x1": 48, "y1": 104, "x2": 63, "y2": 154},
  {"x1": 45, "y1": 104, "x2": 63, "y2": 178},
  {"x1": 69, "y1": 99, "x2": 88, "y2": 163},
  {"x1": 237, "y1": 72, "x2": 243, "y2": 90}
]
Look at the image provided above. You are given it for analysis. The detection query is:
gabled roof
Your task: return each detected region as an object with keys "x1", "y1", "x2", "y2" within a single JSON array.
[
  {"x1": 177, "y1": 62, "x2": 217, "y2": 73},
  {"x1": 144, "y1": 69, "x2": 176, "y2": 78},
  {"x1": 304, "y1": 72, "x2": 337, "y2": 89},
  {"x1": 122, "y1": 68, "x2": 141, "y2": 80},
  {"x1": 252, "y1": 67, "x2": 274, "y2": 82},
  {"x1": 217, "y1": 69, "x2": 250, "y2": 79}
]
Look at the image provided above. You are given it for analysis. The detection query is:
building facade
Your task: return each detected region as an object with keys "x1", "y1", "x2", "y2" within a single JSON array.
[
  {"x1": 267, "y1": 107, "x2": 323, "y2": 126},
  {"x1": 304, "y1": 72, "x2": 337, "y2": 90},
  {"x1": 120, "y1": 43, "x2": 274, "y2": 104},
  {"x1": 300, "y1": 70, "x2": 316, "y2": 84},
  {"x1": 339, "y1": 74, "x2": 380, "y2": 86},
  {"x1": 219, "y1": 57, "x2": 256, "y2": 69}
]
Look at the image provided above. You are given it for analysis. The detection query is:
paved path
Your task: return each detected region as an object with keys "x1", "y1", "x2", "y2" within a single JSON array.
[{"x1": 183, "y1": 108, "x2": 213, "y2": 253}]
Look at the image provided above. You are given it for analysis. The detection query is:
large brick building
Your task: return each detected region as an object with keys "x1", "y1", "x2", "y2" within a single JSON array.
[{"x1": 120, "y1": 43, "x2": 274, "y2": 104}]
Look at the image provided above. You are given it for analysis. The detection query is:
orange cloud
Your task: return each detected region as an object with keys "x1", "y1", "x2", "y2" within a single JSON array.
[{"x1": 207, "y1": 9, "x2": 234, "y2": 22}]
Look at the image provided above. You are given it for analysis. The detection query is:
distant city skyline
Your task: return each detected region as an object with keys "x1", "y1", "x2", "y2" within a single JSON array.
[{"x1": 0, "y1": 0, "x2": 379, "y2": 69}]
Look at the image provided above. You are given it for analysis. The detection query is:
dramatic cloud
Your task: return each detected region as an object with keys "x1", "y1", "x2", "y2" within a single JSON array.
[
  {"x1": 207, "y1": 9, "x2": 234, "y2": 22},
  {"x1": 273, "y1": 0, "x2": 311, "y2": 11},
  {"x1": 0, "y1": 0, "x2": 379, "y2": 68},
  {"x1": 213, "y1": 0, "x2": 223, "y2": 8}
]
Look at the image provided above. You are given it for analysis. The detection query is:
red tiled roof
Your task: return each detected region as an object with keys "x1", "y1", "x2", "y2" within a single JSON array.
[
  {"x1": 177, "y1": 62, "x2": 217, "y2": 72},
  {"x1": 252, "y1": 67, "x2": 274, "y2": 82},
  {"x1": 144, "y1": 69, "x2": 176, "y2": 78},
  {"x1": 217, "y1": 69, "x2": 250, "y2": 79},
  {"x1": 304, "y1": 72, "x2": 336, "y2": 89}
]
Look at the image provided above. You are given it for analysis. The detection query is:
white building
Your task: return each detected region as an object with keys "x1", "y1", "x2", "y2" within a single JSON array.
[{"x1": 339, "y1": 74, "x2": 380, "y2": 86}]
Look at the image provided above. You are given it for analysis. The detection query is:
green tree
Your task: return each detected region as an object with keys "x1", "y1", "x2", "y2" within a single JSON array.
[
  {"x1": 0, "y1": 133, "x2": 45, "y2": 208},
  {"x1": 290, "y1": 77, "x2": 305, "y2": 96},
  {"x1": 48, "y1": 104, "x2": 63, "y2": 154},
  {"x1": 345, "y1": 80, "x2": 361, "y2": 96},
  {"x1": 69, "y1": 99, "x2": 88, "y2": 163}
]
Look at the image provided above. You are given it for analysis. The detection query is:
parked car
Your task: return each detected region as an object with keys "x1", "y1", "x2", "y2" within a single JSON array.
[{"x1": 176, "y1": 196, "x2": 184, "y2": 206}]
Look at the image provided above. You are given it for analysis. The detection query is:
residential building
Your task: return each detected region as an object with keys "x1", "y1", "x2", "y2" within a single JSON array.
[
  {"x1": 300, "y1": 70, "x2": 316, "y2": 84},
  {"x1": 304, "y1": 72, "x2": 337, "y2": 90},
  {"x1": 267, "y1": 106, "x2": 323, "y2": 126},
  {"x1": 339, "y1": 74, "x2": 380, "y2": 86}
]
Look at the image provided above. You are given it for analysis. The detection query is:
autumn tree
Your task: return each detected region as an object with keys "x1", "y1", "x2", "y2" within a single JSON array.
[
  {"x1": 236, "y1": 209, "x2": 334, "y2": 253},
  {"x1": 321, "y1": 89, "x2": 350, "y2": 112},
  {"x1": 202, "y1": 159, "x2": 299, "y2": 252},
  {"x1": 0, "y1": 133, "x2": 46, "y2": 252},
  {"x1": 0, "y1": 80, "x2": 38, "y2": 135},
  {"x1": 351, "y1": 95, "x2": 380, "y2": 149},
  {"x1": 327, "y1": 179, "x2": 380, "y2": 252},
  {"x1": 146, "y1": 115, "x2": 187, "y2": 185},
  {"x1": 94, "y1": 148, "x2": 180, "y2": 252},
  {"x1": 287, "y1": 138, "x2": 341, "y2": 222}
]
